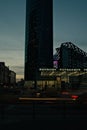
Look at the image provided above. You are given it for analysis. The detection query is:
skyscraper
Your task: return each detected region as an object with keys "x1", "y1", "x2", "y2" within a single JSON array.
[{"x1": 25, "y1": 0, "x2": 53, "y2": 87}]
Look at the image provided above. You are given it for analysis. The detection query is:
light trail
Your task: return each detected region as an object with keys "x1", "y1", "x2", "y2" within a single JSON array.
[{"x1": 19, "y1": 97, "x2": 73, "y2": 101}]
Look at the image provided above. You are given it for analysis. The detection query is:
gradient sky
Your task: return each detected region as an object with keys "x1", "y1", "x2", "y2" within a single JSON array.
[{"x1": 0, "y1": 0, "x2": 87, "y2": 80}]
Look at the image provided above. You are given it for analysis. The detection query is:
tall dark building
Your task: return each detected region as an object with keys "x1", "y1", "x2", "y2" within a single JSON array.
[{"x1": 25, "y1": 0, "x2": 53, "y2": 86}]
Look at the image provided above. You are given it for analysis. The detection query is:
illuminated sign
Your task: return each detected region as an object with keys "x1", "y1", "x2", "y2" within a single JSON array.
[
  {"x1": 53, "y1": 60, "x2": 58, "y2": 69},
  {"x1": 59, "y1": 69, "x2": 81, "y2": 71},
  {"x1": 59, "y1": 68, "x2": 87, "y2": 71},
  {"x1": 39, "y1": 68, "x2": 87, "y2": 72},
  {"x1": 39, "y1": 68, "x2": 56, "y2": 71}
]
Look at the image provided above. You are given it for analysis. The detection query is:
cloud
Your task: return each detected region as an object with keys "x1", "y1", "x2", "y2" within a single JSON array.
[
  {"x1": 0, "y1": 34, "x2": 24, "y2": 51},
  {"x1": 10, "y1": 65, "x2": 24, "y2": 75},
  {"x1": 0, "y1": 50, "x2": 24, "y2": 64},
  {"x1": 10, "y1": 65, "x2": 24, "y2": 81}
]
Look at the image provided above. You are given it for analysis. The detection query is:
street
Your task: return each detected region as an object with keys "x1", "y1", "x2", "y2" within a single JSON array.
[{"x1": 0, "y1": 98, "x2": 87, "y2": 129}]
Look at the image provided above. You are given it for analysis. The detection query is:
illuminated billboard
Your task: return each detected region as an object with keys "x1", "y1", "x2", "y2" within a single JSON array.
[{"x1": 53, "y1": 60, "x2": 58, "y2": 68}]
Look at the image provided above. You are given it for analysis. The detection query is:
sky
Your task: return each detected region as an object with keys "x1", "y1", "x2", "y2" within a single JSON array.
[{"x1": 0, "y1": 0, "x2": 87, "y2": 81}]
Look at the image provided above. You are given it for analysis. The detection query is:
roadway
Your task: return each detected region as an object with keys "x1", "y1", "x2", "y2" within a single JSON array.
[
  {"x1": 0, "y1": 90, "x2": 87, "y2": 128},
  {"x1": 0, "y1": 97, "x2": 87, "y2": 129}
]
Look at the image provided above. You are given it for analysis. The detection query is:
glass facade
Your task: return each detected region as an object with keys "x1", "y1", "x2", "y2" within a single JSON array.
[{"x1": 25, "y1": 0, "x2": 53, "y2": 82}]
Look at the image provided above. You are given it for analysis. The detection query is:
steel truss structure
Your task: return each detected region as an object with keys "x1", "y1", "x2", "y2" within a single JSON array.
[{"x1": 55, "y1": 42, "x2": 87, "y2": 69}]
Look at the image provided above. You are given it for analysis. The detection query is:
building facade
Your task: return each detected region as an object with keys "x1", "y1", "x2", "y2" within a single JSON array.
[
  {"x1": 0, "y1": 62, "x2": 5, "y2": 86},
  {"x1": 25, "y1": 0, "x2": 53, "y2": 87},
  {"x1": 9, "y1": 70, "x2": 16, "y2": 86},
  {"x1": 0, "y1": 62, "x2": 16, "y2": 87},
  {"x1": 55, "y1": 42, "x2": 87, "y2": 69}
]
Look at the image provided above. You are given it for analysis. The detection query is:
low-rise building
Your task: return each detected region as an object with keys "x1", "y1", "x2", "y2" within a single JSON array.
[
  {"x1": 0, "y1": 62, "x2": 16, "y2": 87},
  {"x1": 0, "y1": 62, "x2": 5, "y2": 86},
  {"x1": 9, "y1": 70, "x2": 16, "y2": 86},
  {"x1": 4, "y1": 66, "x2": 9, "y2": 86}
]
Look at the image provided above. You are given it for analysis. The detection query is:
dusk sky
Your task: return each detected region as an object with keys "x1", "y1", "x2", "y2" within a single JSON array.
[{"x1": 0, "y1": 0, "x2": 87, "y2": 80}]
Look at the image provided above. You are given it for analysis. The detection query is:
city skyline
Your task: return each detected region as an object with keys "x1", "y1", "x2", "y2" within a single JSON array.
[{"x1": 0, "y1": 0, "x2": 87, "y2": 80}]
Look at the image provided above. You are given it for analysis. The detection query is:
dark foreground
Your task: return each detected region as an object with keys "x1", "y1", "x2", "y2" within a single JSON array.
[{"x1": 0, "y1": 100, "x2": 87, "y2": 129}]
